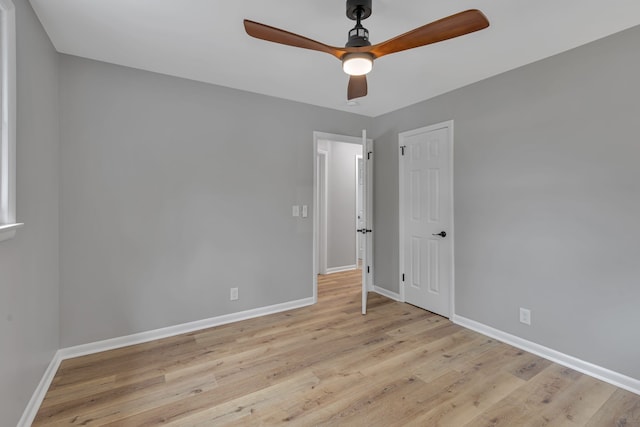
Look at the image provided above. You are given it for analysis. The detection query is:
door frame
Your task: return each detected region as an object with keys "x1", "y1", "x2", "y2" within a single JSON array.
[
  {"x1": 313, "y1": 131, "x2": 372, "y2": 304},
  {"x1": 316, "y1": 149, "x2": 329, "y2": 275},
  {"x1": 398, "y1": 120, "x2": 455, "y2": 317}
]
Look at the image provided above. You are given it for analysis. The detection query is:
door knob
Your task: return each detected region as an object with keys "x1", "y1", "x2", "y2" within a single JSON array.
[{"x1": 432, "y1": 231, "x2": 446, "y2": 238}]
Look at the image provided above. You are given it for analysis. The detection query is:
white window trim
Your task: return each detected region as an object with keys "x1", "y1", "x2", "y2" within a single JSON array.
[{"x1": 0, "y1": 0, "x2": 21, "y2": 242}]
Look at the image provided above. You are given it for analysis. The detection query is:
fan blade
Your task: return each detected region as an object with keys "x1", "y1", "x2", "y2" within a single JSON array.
[
  {"x1": 369, "y1": 9, "x2": 489, "y2": 59},
  {"x1": 244, "y1": 20, "x2": 346, "y2": 60},
  {"x1": 347, "y1": 75, "x2": 368, "y2": 100}
]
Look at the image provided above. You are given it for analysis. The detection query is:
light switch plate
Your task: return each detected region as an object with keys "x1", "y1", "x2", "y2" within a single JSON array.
[
  {"x1": 292, "y1": 205, "x2": 300, "y2": 217},
  {"x1": 301, "y1": 205, "x2": 308, "y2": 218}
]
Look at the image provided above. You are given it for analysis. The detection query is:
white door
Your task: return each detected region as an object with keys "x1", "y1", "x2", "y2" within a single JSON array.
[
  {"x1": 361, "y1": 130, "x2": 373, "y2": 314},
  {"x1": 399, "y1": 121, "x2": 453, "y2": 317},
  {"x1": 356, "y1": 157, "x2": 365, "y2": 261}
]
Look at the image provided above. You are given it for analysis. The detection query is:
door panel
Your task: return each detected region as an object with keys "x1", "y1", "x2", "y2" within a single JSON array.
[
  {"x1": 361, "y1": 130, "x2": 371, "y2": 314},
  {"x1": 357, "y1": 157, "x2": 365, "y2": 260},
  {"x1": 428, "y1": 239, "x2": 440, "y2": 293}
]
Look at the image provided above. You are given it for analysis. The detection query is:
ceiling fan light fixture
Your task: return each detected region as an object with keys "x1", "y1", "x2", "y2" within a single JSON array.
[
  {"x1": 342, "y1": 53, "x2": 373, "y2": 76},
  {"x1": 244, "y1": 6, "x2": 490, "y2": 100}
]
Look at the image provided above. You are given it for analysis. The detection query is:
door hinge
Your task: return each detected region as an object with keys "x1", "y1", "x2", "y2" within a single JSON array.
[
  {"x1": 367, "y1": 266, "x2": 370, "y2": 273},
  {"x1": 367, "y1": 151, "x2": 372, "y2": 160},
  {"x1": 402, "y1": 273, "x2": 405, "y2": 282},
  {"x1": 400, "y1": 145, "x2": 406, "y2": 156}
]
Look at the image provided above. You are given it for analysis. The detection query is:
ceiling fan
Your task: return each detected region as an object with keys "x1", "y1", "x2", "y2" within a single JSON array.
[{"x1": 244, "y1": 0, "x2": 490, "y2": 100}]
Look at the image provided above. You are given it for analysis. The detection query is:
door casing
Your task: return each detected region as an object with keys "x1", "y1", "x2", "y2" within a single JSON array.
[{"x1": 316, "y1": 149, "x2": 328, "y2": 275}]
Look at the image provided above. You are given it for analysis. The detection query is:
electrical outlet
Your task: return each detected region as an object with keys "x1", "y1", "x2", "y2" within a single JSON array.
[
  {"x1": 519, "y1": 307, "x2": 531, "y2": 325},
  {"x1": 230, "y1": 287, "x2": 239, "y2": 301}
]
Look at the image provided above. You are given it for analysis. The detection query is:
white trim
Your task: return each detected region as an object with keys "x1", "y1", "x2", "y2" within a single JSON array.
[
  {"x1": 60, "y1": 297, "x2": 315, "y2": 359},
  {"x1": 18, "y1": 297, "x2": 315, "y2": 425},
  {"x1": 449, "y1": 123, "x2": 456, "y2": 318},
  {"x1": 398, "y1": 136, "x2": 406, "y2": 303},
  {"x1": 17, "y1": 352, "x2": 63, "y2": 427},
  {"x1": 398, "y1": 121, "x2": 455, "y2": 316},
  {"x1": 453, "y1": 314, "x2": 640, "y2": 396},
  {"x1": 316, "y1": 149, "x2": 328, "y2": 276},
  {"x1": 0, "y1": 221, "x2": 22, "y2": 241},
  {"x1": 326, "y1": 264, "x2": 357, "y2": 274},
  {"x1": 0, "y1": 0, "x2": 19, "y2": 240},
  {"x1": 372, "y1": 286, "x2": 401, "y2": 302}
]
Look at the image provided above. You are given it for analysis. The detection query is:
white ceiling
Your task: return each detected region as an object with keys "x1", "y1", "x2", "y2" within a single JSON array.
[{"x1": 30, "y1": 0, "x2": 640, "y2": 117}]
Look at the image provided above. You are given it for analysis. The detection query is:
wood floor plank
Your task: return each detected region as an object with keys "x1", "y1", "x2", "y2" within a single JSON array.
[
  {"x1": 162, "y1": 371, "x2": 321, "y2": 426},
  {"x1": 464, "y1": 364, "x2": 585, "y2": 426},
  {"x1": 35, "y1": 375, "x2": 166, "y2": 424},
  {"x1": 537, "y1": 375, "x2": 616, "y2": 426},
  {"x1": 404, "y1": 370, "x2": 526, "y2": 427},
  {"x1": 585, "y1": 388, "x2": 640, "y2": 427},
  {"x1": 50, "y1": 371, "x2": 219, "y2": 426},
  {"x1": 32, "y1": 269, "x2": 640, "y2": 426}
]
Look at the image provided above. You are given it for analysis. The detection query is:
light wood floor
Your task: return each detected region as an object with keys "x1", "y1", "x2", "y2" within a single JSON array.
[{"x1": 34, "y1": 269, "x2": 640, "y2": 426}]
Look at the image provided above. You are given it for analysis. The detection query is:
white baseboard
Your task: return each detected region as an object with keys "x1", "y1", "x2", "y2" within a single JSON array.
[
  {"x1": 326, "y1": 265, "x2": 357, "y2": 274},
  {"x1": 453, "y1": 314, "x2": 640, "y2": 396},
  {"x1": 17, "y1": 352, "x2": 63, "y2": 427},
  {"x1": 60, "y1": 297, "x2": 315, "y2": 359},
  {"x1": 19, "y1": 297, "x2": 315, "y2": 426},
  {"x1": 372, "y1": 285, "x2": 401, "y2": 302}
]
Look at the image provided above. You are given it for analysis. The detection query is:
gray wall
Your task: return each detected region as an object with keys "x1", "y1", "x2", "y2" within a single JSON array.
[
  {"x1": 327, "y1": 140, "x2": 362, "y2": 270},
  {"x1": 0, "y1": 1, "x2": 59, "y2": 426},
  {"x1": 372, "y1": 25, "x2": 640, "y2": 379},
  {"x1": 59, "y1": 55, "x2": 371, "y2": 347}
]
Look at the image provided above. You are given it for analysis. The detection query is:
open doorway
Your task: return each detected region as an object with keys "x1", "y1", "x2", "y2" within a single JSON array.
[
  {"x1": 313, "y1": 131, "x2": 373, "y2": 310},
  {"x1": 318, "y1": 139, "x2": 362, "y2": 274}
]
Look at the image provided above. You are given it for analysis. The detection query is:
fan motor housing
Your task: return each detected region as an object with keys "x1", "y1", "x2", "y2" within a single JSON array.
[
  {"x1": 346, "y1": 0, "x2": 372, "y2": 21},
  {"x1": 346, "y1": 26, "x2": 370, "y2": 47}
]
